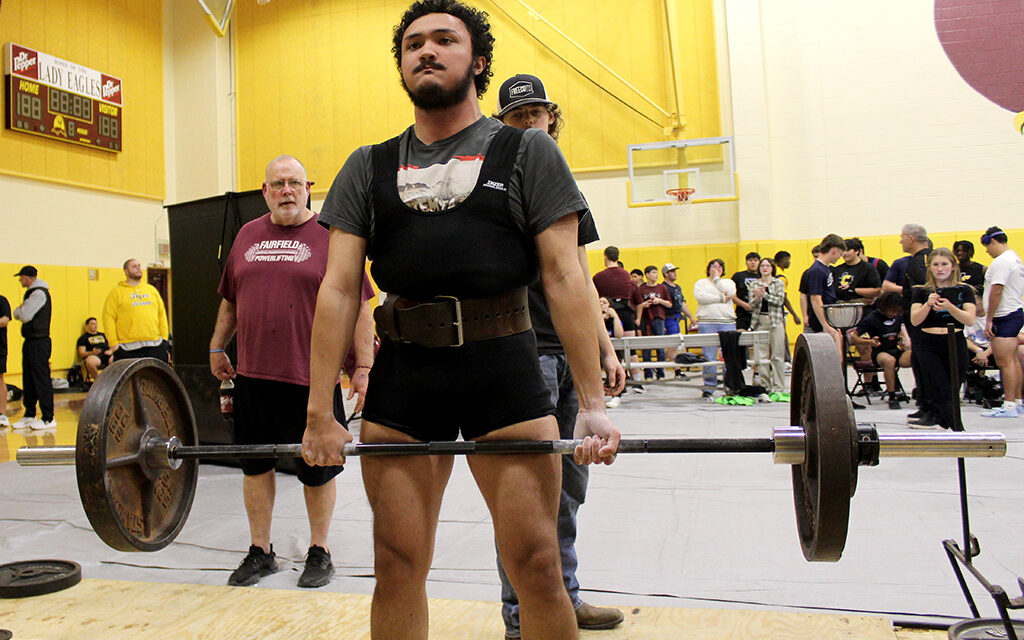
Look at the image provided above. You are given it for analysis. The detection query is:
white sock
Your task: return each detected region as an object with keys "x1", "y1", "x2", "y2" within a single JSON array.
[{"x1": 1003, "y1": 401, "x2": 1016, "y2": 411}]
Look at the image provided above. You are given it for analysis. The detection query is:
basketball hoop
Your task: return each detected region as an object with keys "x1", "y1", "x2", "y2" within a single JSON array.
[{"x1": 666, "y1": 188, "x2": 695, "y2": 215}]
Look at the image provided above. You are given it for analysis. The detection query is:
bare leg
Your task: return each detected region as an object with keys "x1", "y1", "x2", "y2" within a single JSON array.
[
  {"x1": 471, "y1": 416, "x2": 577, "y2": 640},
  {"x1": 992, "y1": 337, "x2": 1021, "y2": 403},
  {"x1": 304, "y1": 478, "x2": 336, "y2": 550},
  {"x1": 0, "y1": 373, "x2": 7, "y2": 417},
  {"x1": 877, "y1": 352, "x2": 896, "y2": 392},
  {"x1": 361, "y1": 420, "x2": 454, "y2": 640},
  {"x1": 84, "y1": 355, "x2": 101, "y2": 379},
  {"x1": 243, "y1": 471, "x2": 275, "y2": 552}
]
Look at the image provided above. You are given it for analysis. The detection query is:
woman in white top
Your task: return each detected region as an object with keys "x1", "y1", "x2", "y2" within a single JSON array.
[{"x1": 693, "y1": 259, "x2": 737, "y2": 397}]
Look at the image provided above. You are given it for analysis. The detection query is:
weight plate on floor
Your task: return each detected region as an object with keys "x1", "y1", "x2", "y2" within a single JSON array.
[
  {"x1": 76, "y1": 358, "x2": 199, "y2": 552},
  {"x1": 790, "y1": 333, "x2": 858, "y2": 562},
  {"x1": 947, "y1": 618, "x2": 1024, "y2": 640},
  {"x1": 0, "y1": 560, "x2": 81, "y2": 598},
  {"x1": 0, "y1": 629, "x2": 11, "y2": 640}
]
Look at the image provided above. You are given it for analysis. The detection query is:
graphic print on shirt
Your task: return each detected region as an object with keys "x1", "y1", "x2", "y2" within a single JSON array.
[
  {"x1": 397, "y1": 155, "x2": 485, "y2": 212},
  {"x1": 243, "y1": 240, "x2": 313, "y2": 263}
]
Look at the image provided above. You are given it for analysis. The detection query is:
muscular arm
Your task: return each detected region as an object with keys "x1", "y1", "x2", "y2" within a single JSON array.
[
  {"x1": 578, "y1": 247, "x2": 626, "y2": 396},
  {"x1": 854, "y1": 286, "x2": 882, "y2": 299},
  {"x1": 985, "y1": 284, "x2": 1004, "y2": 324},
  {"x1": 882, "y1": 280, "x2": 903, "y2": 294},
  {"x1": 209, "y1": 300, "x2": 238, "y2": 380},
  {"x1": 304, "y1": 230, "x2": 367, "y2": 466},
  {"x1": 346, "y1": 298, "x2": 376, "y2": 412},
  {"x1": 538, "y1": 215, "x2": 619, "y2": 462}
]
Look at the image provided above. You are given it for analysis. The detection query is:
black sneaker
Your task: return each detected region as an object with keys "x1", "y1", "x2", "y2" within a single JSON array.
[
  {"x1": 888, "y1": 393, "x2": 901, "y2": 410},
  {"x1": 907, "y1": 409, "x2": 925, "y2": 419},
  {"x1": 228, "y1": 544, "x2": 278, "y2": 586},
  {"x1": 297, "y1": 545, "x2": 334, "y2": 588}
]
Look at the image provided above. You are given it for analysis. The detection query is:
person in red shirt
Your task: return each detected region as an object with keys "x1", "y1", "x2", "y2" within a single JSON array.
[{"x1": 632, "y1": 265, "x2": 673, "y2": 380}]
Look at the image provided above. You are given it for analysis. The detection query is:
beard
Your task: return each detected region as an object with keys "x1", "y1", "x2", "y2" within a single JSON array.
[{"x1": 403, "y1": 60, "x2": 476, "y2": 111}]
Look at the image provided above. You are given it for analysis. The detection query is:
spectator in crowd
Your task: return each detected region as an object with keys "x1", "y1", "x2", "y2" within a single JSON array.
[
  {"x1": 884, "y1": 224, "x2": 932, "y2": 421},
  {"x1": 102, "y1": 259, "x2": 171, "y2": 363},
  {"x1": 908, "y1": 248, "x2": 976, "y2": 429},
  {"x1": 731, "y1": 252, "x2": 761, "y2": 331},
  {"x1": 11, "y1": 266, "x2": 54, "y2": 430},
  {"x1": 693, "y1": 259, "x2": 736, "y2": 398},
  {"x1": 629, "y1": 268, "x2": 644, "y2": 289},
  {"x1": 600, "y1": 297, "x2": 624, "y2": 339},
  {"x1": 834, "y1": 238, "x2": 882, "y2": 302},
  {"x1": 980, "y1": 227, "x2": 1024, "y2": 418},
  {"x1": 863, "y1": 250, "x2": 890, "y2": 288},
  {"x1": 633, "y1": 265, "x2": 672, "y2": 380},
  {"x1": 661, "y1": 263, "x2": 696, "y2": 378},
  {"x1": 748, "y1": 258, "x2": 787, "y2": 394},
  {"x1": 773, "y1": 250, "x2": 802, "y2": 367},
  {"x1": 798, "y1": 245, "x2": 821, "y2": 333},
  {"x1": 953, "y1": 240, "x2": 986, "y2": 296},
  {"x1": 593, "y1": 246, "x2": 638, "y2": 340},
  {"x1": 76, "y1": 317, "x2": 111, "y2": 380},
  {"x1": 849, "y1": 292, "x2": 910, "y2": 409},
  {"x1": 802, "y1": 235, "x2": 845, "y2": 353}
]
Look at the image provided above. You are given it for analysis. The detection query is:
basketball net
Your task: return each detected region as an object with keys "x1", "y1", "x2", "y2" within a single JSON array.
[{"x1": 666, "y1": 188, "x2": 695, "y2": 215}]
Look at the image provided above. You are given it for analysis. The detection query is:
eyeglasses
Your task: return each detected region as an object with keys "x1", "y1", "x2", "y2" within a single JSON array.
[{"x1": 268, "y1": 179, "x2": 306, "y2": 191}]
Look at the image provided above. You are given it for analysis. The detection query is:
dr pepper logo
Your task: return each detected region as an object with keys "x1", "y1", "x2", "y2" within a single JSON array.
[
  {"x1": 11, "y1": 44, "x2": 39, "y2": 79},
  {"x1": 101, "y1": 74, "x2": 122, "y2": 105}
]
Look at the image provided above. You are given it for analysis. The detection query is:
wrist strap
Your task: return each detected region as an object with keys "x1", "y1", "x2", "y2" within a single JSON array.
[{"x1": 209, "y1": 348, "x2": 225, "y2": 353}]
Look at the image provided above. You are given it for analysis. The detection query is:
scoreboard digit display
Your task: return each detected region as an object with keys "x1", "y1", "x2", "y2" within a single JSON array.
[{"x1": 4, "y1": 42, "x2": 123, "y2": 153}]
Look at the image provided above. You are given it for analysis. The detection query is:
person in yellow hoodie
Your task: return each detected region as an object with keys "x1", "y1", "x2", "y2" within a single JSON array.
[{"x1": 102, "y1": 259, "x2": 170, "y2": 363}]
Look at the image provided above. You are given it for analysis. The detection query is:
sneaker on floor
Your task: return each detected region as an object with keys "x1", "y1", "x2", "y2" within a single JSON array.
[
  {"x1": 605, "y1": 396, "x2": 621, "y2": 409},
  {"x1": 701, "y1": 390, "x2": 714, "y2": 399},
  {"x1": 11, "y1": 416, "x2": 40, "y2": 430},
  {"x1": 907, "y1": 409, "x2": 925, "y2": 419},
  {"x1": 757, "y1": 393, "x2": 772, "y2": 403},
  {"x1": 227, "y1": 544, "x2": 278, "y2": 586},
  {"x1": 631, "y1": 385, "x2": 646, "y2": 394},
  {"x1": 981, "y1": 405, "x2": 1019, "y2": 418},
  {"x1": 575, "y1": 602, "x2": 624, "y2": 630},
  {"x1": 908, "y1": 415, "x2": 939, "y2": 429},
  {"x1": 0, "y1": 415, "x2": 9, "y2": 428},
  {"x1": 32, "y1": 418, "x2": 57, "y2": 430},
  {"x1": 783, "y1": 362, "x2": 792, "y2": 375},
  {"x1": 297, "y1": 545, "x2": 335, "y2": 588},
  {"x1": 888, "y1": 394, "x2": 902, "y2": 410}
]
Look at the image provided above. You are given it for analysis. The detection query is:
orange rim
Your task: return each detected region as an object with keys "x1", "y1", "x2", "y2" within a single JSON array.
[{"x1": 666, "y1": 188, "x2": 695, "y2": 203}]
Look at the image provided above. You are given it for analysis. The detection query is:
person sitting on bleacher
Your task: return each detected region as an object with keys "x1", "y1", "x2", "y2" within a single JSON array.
[
  {"x1": 76, "y1": 317, "x2": 111, "y2": 380},
  {"x1": 849, "y1": 292, "x2": 910, "y2": 410}
]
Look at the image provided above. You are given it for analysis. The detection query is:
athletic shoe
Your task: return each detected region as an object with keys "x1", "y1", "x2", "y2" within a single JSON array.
[
  {"x1": 0, "y1": 415, "x2": 9, "y2": 428},
  {"x1": 631, "y1": 385, "x2": 646, "y2": 394},
  {"x1": 32, "y1": 419, "x2": 57, "y2": 431},
  {"x1": 11, "y1": 416, "x2": 40, "y2": 430},
  {"x1": 757, "y1": 393, "x2": 772, "y2": 403},
  {"x1": 576, "y1": 602, "x2": 624, "y2": 630},
  {"x1": 907, "y1": 409, "x2": 925, "y2": 419},
  {"x1": 783, "y1": 363, "x2": 792, "y2": 375},
  {"x1": 297, "y1": 545, "x2": 334, "y2": 588},
  {"x1": 701, "y1": 390, "x2": 714, "y2": 399},
  {"x1": 981, "y1": 406, "x2": 1019, "y2": 418},
  {"x1": 908, "y1": 415, "x2": 939, "y2": 429},
  {"x1": 888, "y1": 394, "x2": 902, "y2": 410},
  {"x1": 227, "y1": 544, "x2": 278, "y2": 586},
  {"x1": 605, "y1": 396, "x2": 621, "y2": 409}
]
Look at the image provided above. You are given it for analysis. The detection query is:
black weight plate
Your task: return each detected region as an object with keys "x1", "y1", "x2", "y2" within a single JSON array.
[
  {"x1": 0, "y1": 560, "x2": 81, "y2": 598},
  {"x1": 76, "y1": 358, "x2": 199, "y2": 552},
  {"x1": 947, "y1": 618, "x2": 1024, "y2": 640},
  {"x1": 0, "y1": 629, "x2": 11, "y2": 640},
  {"x1": 790, "y1": 333, "x2": 858, "y2": 562}
]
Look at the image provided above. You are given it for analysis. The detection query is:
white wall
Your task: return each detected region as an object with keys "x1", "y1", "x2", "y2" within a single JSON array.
[{"x1": 726, "y1": 0, "x2": 1024, "y2": 242}]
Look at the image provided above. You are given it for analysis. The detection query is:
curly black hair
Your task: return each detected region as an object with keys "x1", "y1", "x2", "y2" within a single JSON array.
[{"x1": 392, "y1": 0, "x2": 495, "y2": 98}]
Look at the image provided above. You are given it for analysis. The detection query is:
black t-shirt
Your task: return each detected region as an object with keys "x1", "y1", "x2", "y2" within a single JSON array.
[
  {"x1": 77, "y1": 331, "x2": 109, "y2": 355},
  {"x1": 902, "y1": 249, "x2": 932, "y2": 310},
  {"x1": 804, "y1": 261, "x2": 837, "y2": 332},
  {"x1": 866, "y1": 256, "x2": 889, "y2": 286},
  {"x1": 530, "y1": 210, "x2": 600, "y2": 355},
  {"x1": 855, "y1": 310, "x2": 902, "y2": 351},
  {"x1": 834, "y1": 260, "x2": 881, "y2": 301},
  {"x1": 911, "y1": 284, "x2": 976, "y2": 329},
  {"x1": 959, "y1": 261, "x2": 986, "y2": 296},
  {"x1": 0, "y1": 295, "x2": 9, "y2": 355}
]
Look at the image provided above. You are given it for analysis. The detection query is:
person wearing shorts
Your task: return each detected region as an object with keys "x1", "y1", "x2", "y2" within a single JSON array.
[
  {"x1": 303, "y1": 3, "x2": 619, "y2": 637},
  {"x1": 850, "y1": 292, "x2": 910, "y2": 409},
  {"x1": 980, "y1": 226, "x2": 1024, "y2": 417},
  {"x1": 76, "y1": 317, "x2": 111, "y2": 379},
  {"x1": 209, "y1": 155, "x2": 376, "y2": 588}
]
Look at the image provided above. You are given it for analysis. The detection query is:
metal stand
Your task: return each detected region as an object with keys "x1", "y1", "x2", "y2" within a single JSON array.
[
  {"x1": 942, "y1": 325, "x2": 1023, "y2": 640},
  {"x1": 823, "y1": 303, "x2": 866, "y2": 409}
]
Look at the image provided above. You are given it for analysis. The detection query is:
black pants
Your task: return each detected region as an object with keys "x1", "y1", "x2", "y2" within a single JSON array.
[
  {"x1": 907, "y1": 324, "x2": 929, "y2": 411},
  {"x1": 915, "y1": 331, "x2": 968, "y2": 430},
  {"x1": 22, "y1": 337, "x2": 53, "y2": 421},
  {"x1": 113, "y1": 341, "x2": 170, "y2": 363}
]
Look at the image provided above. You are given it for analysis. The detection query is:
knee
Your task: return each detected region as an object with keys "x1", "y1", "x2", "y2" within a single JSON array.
[
  {"x1": 374, "y1": 536, "x2": 431, "y2": 587},
  {"x1": 502, "y1": 541, "x2": 564, "y2": 599}
]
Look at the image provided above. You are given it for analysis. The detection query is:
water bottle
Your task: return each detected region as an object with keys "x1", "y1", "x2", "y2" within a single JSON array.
[{"x1": 219, "y1": 378, "x2": 235, "y2": 416}]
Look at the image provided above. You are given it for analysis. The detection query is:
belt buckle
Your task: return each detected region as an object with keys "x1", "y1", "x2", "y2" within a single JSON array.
[{"x1": 436, "y1": 295, "x2": 464, "y2": 347}]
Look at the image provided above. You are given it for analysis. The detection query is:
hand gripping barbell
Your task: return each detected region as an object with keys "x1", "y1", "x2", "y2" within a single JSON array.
[{"x1": 16, "y1": 334, "x2": 1006, "y2": 561}]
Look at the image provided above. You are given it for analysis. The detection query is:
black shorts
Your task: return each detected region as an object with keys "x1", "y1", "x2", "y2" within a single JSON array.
[
  {"x1": 234, "y1": 373, "x2": 346, "y2": 486},
  {"x1": 362, "y1": 330, "x2": 554, "y2": 442},
  {"x1": 87, "y1": 353, "x2": 110, "y2": 369},
  {"x1": 992, "y1": 309, "x2": 1024, "y2": 338},
  {"x1": 609, "y1": 299, "x2": 636, "y2": 332},
  {"x1": 0, "y1": 350, "x2": 6, "y2": 374},
  {"x1": 871, "y1": 347, "x2": 903, "y2": 367}
]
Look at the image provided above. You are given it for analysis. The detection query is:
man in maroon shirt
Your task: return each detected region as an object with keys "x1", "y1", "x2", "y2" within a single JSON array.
[
  {"x1": 209, "y1": 155, "x2": 376, "y2": 589},
  {"x1": 632, "y1": 265, "x2": 673, "y2": 380},
  {"x1": 592, "y1": 246, "x2": 637, "y2": 337}
]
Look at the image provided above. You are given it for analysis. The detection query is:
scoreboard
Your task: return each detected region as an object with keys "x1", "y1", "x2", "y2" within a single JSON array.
[{"x1": 4, "y1": 42, "x2": 123, "y2": 153}]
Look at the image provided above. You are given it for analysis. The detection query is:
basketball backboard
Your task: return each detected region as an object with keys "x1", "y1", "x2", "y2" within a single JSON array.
[{"x1": 626, "y1": 136, "x2": 737, "y2": 207}]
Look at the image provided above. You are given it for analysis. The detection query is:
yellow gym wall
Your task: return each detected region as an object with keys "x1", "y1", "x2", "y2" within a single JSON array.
[{"x1": 232, "y1": 0, "x2": 721, "y2": 191}]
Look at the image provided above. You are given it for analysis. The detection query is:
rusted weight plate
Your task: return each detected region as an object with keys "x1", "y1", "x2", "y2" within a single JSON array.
[
  {"x1": 790, "y1": 334, "x2": 858, "y2": 562},
  {"x1": 76, "y1": 358, "x2": 199, "y2": 552}
]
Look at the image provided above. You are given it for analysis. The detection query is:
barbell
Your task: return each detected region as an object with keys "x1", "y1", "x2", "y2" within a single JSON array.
[{"x1": 16, "y1": 334, "x2": 1006, "y2": 561}]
